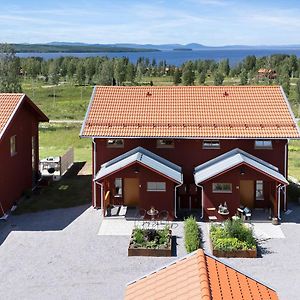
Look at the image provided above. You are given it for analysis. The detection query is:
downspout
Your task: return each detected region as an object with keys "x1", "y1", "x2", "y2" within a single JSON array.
[
  {"x1": 284, "y1": 141, "x2": 288, "y2": 211},
  {"x1": 276, "y1": 184, "x2": 283, "y2": 220},
  {"x1": 195, "y1": 182, "x2": 204, "y2": 219},
  {"x1": 92, "y1": 138, "x2": 97, "y2": 208},
  {"x1": 174, "y1": 175, "x2": 183, "y2": 219},
  {"x1": 95, "y1": 180, "x2": 104, "y2": 217}
]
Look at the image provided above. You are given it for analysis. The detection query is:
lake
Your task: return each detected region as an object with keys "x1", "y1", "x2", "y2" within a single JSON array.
[{"x1": 16, "y1": 49, "x2": 300, "y2": 66}]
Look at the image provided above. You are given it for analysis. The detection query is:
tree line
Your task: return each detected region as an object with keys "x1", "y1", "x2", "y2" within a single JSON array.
[{"x1": 1, "y1": 43, "x2": 300, "y2": 103}]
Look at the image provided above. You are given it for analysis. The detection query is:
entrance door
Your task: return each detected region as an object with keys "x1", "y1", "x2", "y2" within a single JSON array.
[
  {"x1": 240, "y1": 180, "x2": 254, "y2": 208},
  {"x1": 124, "y1": 178, "x2": 139, "y2": 206}
]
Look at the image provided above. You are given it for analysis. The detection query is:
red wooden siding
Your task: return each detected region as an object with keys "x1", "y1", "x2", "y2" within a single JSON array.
[{"x1": 0, "y1": 103, "x2": 40, "y2": 214}]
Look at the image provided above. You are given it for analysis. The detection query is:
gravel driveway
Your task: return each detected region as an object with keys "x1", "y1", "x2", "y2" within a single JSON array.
[{"x1": 0, "y1": 204, "x2": 300, "y2": 300}]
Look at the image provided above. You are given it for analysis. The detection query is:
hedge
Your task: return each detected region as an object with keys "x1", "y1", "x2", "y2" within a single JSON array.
[{"x1": 184, "y1": 216, "x2": 201, "y2": 253}]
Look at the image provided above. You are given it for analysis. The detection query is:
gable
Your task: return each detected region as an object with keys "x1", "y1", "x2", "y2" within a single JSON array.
[{"x1": 0, "y1": 94, "x2": 48, "y2": 140}]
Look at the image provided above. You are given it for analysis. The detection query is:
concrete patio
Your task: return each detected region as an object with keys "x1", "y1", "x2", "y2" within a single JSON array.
[{"x1": 0, "y1": 203, "x2": 299, "y2": 299}]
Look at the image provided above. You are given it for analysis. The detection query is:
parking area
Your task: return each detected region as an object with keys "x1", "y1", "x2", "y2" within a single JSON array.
[{"x1": 0, "y1": 204, "x2": 300, "y2": 299}]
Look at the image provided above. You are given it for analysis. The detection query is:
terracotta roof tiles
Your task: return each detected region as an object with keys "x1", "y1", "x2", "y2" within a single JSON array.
[
  {"x1": 0, "y1": 93, "x2": 48, "y2": 139},
  {"x1": 124, "y1": 249, "x2": 279, "y2": 300},
  {"x1": 81, "y1": 85, "x2": 300, "y2": 139}
]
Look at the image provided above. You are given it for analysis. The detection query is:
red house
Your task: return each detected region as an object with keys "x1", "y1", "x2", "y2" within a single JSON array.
[
  {"x1": 80, "y1": 86, "x2": 300, "y2": 220},
  {"x1": 0, "y1": 94, "x2": 48, "y2": 216}
]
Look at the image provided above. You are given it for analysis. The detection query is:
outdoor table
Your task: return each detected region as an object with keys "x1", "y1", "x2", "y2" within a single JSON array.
[{"x1": 147, "y1": 207, "x2": 159, "y2": 221}]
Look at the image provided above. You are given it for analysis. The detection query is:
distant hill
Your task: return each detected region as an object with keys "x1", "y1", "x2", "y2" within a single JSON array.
[
  {"x1": 11, "y1": 42, "x2": 300, "y2": 53},
  {"x1": 11, "y1": 43, "x2": 160, "y2": 53}
]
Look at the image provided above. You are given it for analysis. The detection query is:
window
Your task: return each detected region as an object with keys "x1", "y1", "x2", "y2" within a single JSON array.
[
  {"x1": 255, "y1": 140, "x2": 272, "y2": 149},
  {"x1": 10, "y1": 135, "x2": 17, "y2": 156},
  {"x1": 256, "y1": 180, "x2": 264, "y2": 200},
  {"x1": 156, "y1": 139, "x2": 174, "y2": 148},
  {"x1": 106, "y1": 139, "x2": 124, "y2": 148},
  {"x1": 147, "y1": 182, "x2": 166, "y2": 192},
  {"x1": 114, "y1": 178, "x2": 123, "y2": 197},
  {"x1": 203, "y1": 140, "x2": 220, "y2": 149},
  {"x1": 212, "y1": 183, "x2": 232, "y2": 193}
]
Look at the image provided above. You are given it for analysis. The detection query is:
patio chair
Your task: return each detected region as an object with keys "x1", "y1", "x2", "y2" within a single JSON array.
[
  {"x1": 159, "y1": 210, "x2": 169, "y2": 226},
  {"x1": 134, "y1": 208, "x2": 148, "y2": 228}
]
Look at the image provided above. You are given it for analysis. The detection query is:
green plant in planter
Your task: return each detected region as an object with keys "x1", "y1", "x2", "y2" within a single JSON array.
[
  {"x1": 210, "y1": 218, "x2": 256, "y2": 251},
  {"x1": 184, "y1": 216, "x2": 201, "y2": 253},
  {"x1": 133, "y1": 228, "x2": 145, "y2": 245}
]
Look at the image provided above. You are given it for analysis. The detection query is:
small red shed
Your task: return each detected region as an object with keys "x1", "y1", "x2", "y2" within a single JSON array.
[{"x1": 0, "y1": 94, "x2": 48, "y2": 216}]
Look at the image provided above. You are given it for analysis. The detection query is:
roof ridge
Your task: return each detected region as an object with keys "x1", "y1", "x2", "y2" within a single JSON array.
[{"x1": 196, "y1": 249, "x2": 211, "y2": 300}]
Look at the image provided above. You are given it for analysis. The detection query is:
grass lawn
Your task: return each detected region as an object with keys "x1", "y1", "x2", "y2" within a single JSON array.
[
  {"x1": 14, "y1": 164, "x2": 91, "y2": 215},
  {"x1": 288, "y1": 140, "x2": 300, "y2": 180},
  {"x1": 39, "y1": 123, "x2": 91, "y2": 164},
  {"x1": 22, "y1": 80, "x2": 93, "y2": 120}
]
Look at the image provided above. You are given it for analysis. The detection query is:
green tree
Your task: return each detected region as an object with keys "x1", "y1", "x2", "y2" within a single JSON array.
[
  {"x1": 214, "y1": 72, "x2": 224, "y2": 86},
  {"x1": 98, "y1": 60, "x2": 114, "y2": 85},
  {"x1": 76, "y1": 61, "x2": 86, "y2": 85},
  {"x1": 243, "y1": 55, "x2": 256, "y2": 71},
  {"x1": 85, "y1": 58, "x2": 96, "y2": 84},
  {"x1": 218, "y1": 59, "x2": 230, "y2": 76},
  {"x1": 199, "y1": 71, "x2": 206, "y2": 84},
  {"x1": 289, "y1": 55, "x2": 298, "y2": 78},
  {"x1": 296, "y1": 79, "x2": 300, "y2": 117},
  {"x1": 48, "y1": 60, "x2": 60, "y2": 85},
  {"x1": 114, "y1": 59, "x2": 127, "y2": 85},
  {"x1": 182, "y1": 61, "x2": 195, "y2": 85},
  {"x1": 126, "y1": 63, "x2": 135, "y2": 83},
  {"x1": 240, "y1": 69, "x2": 248, "y2": 85},
  {"x1": 0, "y1": 44, "x2": 22, "y2": 92},
  {"x1": 173, "y1": 68, "x2": 182, "y2": 85}
]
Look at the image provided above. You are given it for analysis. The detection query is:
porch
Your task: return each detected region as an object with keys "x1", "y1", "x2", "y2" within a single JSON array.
[
  {"x1": 194, "y1": 148, "x2": 288, "y2": 222},
  {"x1": 94, "y1": 147, "x2": 183, "y2": 220}
]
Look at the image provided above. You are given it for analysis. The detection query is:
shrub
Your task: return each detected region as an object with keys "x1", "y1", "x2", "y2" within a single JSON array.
[
  {"x1": 210, "y1": 218, "x2": 256, "y2": 251},
  {"x1": 184, "y1": 216, "x2": 201, "y2": 253}
]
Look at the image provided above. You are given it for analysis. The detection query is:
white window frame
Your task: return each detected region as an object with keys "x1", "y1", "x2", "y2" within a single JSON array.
[
  {"x1": 212, "y1": 183, "x2": 232, "y2": 193},
  {"x1": 10, "y1": 135, "x2": 17, "y2": 156},
  {"x1": 255, "y1": 140, "x2": 272, "y2": 149},
  {"x1": 106, "y1": 139, "x2": 124, "y2": 148},
  {"x1": 255, "y1": 180, "x2": 264, "y2": 200},
  {"x1": 203, "y1": 140, "x2": 220, "y2": 149},
  {"x1": 147, "y1": 182, "x2": 166, "y2": 192},
  {"x1": 114, "y1": 178, "x2": 123, "y2": 197},
  {"x1": 156, "y1": 139, "x2": 174, "y2": 148}
]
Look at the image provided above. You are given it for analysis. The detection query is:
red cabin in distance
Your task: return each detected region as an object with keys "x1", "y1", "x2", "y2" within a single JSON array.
[
  {"x1": 80, "y1": 86, "x2": 300, "y2": 221},
  {"x1": 0, "y1": 94, "x2": 48, "y2": 216}
]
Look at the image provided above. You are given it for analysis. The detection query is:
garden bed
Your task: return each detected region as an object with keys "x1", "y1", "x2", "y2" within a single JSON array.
[
  {"x1": 210, "y1": 218, "x2": 257, "y2": 258},
  {"x1": 128, "y1": 227, "x2": 172, "y2": 257}
]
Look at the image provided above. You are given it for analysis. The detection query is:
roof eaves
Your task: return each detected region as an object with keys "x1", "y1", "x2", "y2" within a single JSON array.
[
  {"x1": 80, "y1": 85, "x2": 97, "y2": 138},
  {"x1": 0, "y1": 93, "x2": 25, "y2": 140},
  {"x1": 279, "y1": 85, "x2": 300, "y2": 138}
]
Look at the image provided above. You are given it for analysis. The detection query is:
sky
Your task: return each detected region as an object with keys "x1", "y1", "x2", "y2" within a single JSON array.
[{"x1": 1, "y1": 0, "x2": 300, "y2": 45}]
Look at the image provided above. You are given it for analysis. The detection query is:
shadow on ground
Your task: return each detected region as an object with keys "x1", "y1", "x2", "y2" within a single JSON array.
[{"x1": 0, "y1": 161, "x2": 93, "y2": 246}]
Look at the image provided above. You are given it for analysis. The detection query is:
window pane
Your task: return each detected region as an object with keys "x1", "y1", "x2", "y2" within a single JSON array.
[
  {"x1": 147, "y1": 182, "x2": 166, "y2": 192},
  {"x1": 115, "y1": 178, "x2": 123, "y2": 196},
  {"x1": 212, "y1": 183, "x2": 232, "y2": 193},
  {"x1": 10, "y1": 135, "x2": 16, "y2": 156},
  {"x1": 255, "y1": 140, "x2": 272, "y2": 149},
  {"x1": 157, "y1": 139, "x2": 174, "y2": 148},
  {"x1": 107, "y1": 139, "x2": 124, "y2": 148},
  {"x1": 256, "y1": 180, "x2": 264, "y2": 200},
  {"x1": 203, "y1": 140, "x2": 220, "y2": 149}
]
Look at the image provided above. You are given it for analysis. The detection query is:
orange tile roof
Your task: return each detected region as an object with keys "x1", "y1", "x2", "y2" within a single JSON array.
[
  {"x1": 0, "y1": 93, "x2": 48, "y2": 139},
  {"x1": 81, "y1": 85, "x2": 300, "y2": 139},
  {"x1": 124, "y1": 249, "x2": 279, "y2": 300}
]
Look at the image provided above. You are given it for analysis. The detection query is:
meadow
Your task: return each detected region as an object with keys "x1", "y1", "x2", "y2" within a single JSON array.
[{"x1": 22, "y1": 78, "x2": 300, "y2": 180}]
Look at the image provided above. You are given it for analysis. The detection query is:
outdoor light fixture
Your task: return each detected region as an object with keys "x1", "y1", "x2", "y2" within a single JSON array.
[
  {"x1": 134, "y1": 166, "x2": 140, "y2": 174},
  {"x1": 240, "y1": 167, "x2": 245, "y2": 175}
]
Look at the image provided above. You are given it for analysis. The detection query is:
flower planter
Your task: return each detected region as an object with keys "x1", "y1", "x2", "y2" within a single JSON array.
[
  {"x1": 210, "y1": 239, "x2": 257, "y2": 258},
  {"x1": 128, "y1": 230, "x2": 173, "y2": 257}
]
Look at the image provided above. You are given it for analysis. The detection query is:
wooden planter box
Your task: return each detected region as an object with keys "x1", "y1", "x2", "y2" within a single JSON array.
[
  {"x1": 210, "y1": 240, "x2": 257, "y2": 258},
  {"x1": 128, "y1": 231, "x2": 173, "y2": 257}
]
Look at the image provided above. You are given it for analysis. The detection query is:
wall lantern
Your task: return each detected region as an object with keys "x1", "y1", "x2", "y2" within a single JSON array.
[{"x1": 240, "y1": 167, "x2": 245, "y2": 175}]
